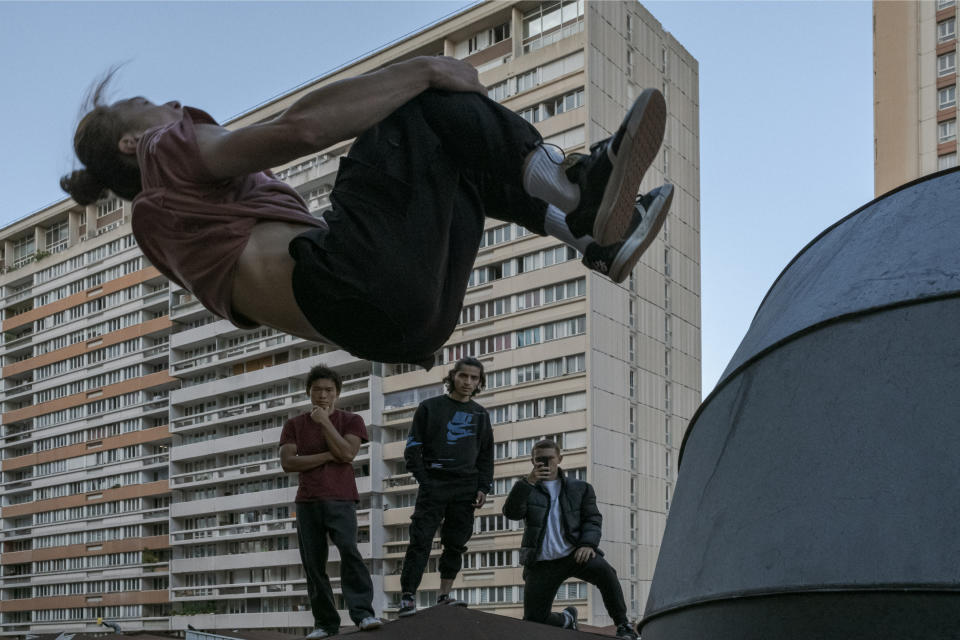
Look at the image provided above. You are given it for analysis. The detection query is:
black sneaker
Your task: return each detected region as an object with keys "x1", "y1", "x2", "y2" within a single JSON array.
[
  {"x1": 563, "y1": 88, "x2": 667, "y2": 245},
  {"x1": 436, "y1": 594, "x2": 467, "y2": 607},
  {"x1": 561, "y1": 606, "x2": 578, "y2": 630},
  {"x1": 616, "y1": 622, "x2": 639, "y2": 639},
  {"x1": 580, "y1": 184, "x2": 674, "y2": 283},
  {"x1": 398, "y1": 593, "x2": 417, "y2": 617}
]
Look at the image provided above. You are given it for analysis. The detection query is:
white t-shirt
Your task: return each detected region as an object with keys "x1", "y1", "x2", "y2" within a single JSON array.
[{"x1": 537, "y1": 479, "x2": 575, "y2": 561}]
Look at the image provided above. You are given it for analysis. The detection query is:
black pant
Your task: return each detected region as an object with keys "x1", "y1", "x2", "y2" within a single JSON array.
[
  {"x1": 290, "y1": 90, "x2": 548, "y2": 365},
  {"x1": 523, "y1": 552, "x2": 628, "y2": 627},
  {"x1": 400, "y1": 477, "x2": 478, "y2": 593},
  {"x1": 296, "y1": 500, "x2": 374, "y2": 631}
]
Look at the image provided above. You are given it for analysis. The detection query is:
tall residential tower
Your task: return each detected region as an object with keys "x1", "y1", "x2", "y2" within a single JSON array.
[{"x1": 874, "y1": 0, "x2": 959, "y2": 194}]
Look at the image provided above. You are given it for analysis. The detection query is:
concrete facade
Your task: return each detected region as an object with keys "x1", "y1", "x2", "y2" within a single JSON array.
[{"x1": 874, "y1": 0, "x2": 958, "y2": 195}]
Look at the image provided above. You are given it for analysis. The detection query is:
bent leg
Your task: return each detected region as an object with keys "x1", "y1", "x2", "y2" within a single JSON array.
[
  {"x1": 572, "y1": 554, "x2": 629, "y2": 626},
  {"x1": 437, "y1": 488, "x2": 477, "y2": 581},
  {"x1": 400, "y1": 485, "x2": 445, "y2": 594},
  {"x1": 523, "y1": 559, "x2": 571, "y2": 626}
]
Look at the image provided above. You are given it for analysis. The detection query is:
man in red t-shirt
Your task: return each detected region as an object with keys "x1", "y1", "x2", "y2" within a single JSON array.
[{"x1": 279, "y1": 365, "x2": 381, "y2": 638}]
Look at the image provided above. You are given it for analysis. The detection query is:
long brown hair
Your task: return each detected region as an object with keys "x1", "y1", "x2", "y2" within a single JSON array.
[{"x1": 60, "y1": 67, "x2": 142, "y2": 205}]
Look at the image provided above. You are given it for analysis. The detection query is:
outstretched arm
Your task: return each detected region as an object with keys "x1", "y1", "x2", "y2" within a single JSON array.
[{"x1": 195, "y1": 56, "x2": 485, "y2": 179}]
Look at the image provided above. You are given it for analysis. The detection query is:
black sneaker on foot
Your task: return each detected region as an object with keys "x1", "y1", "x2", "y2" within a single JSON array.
[
  {"x1": 563, "y1": 88, "x2": 667, "y2": 245},
  {"x1": 398, "y1": 593, "x2": 417, "y2": 617},
  {"x1": 616, "y1": 622, "x2": 640, "y2": 639},
  {"x1": 436, "y1": 594, "x2": 467, "y2": 607},
  {"x1": 580, "y1": 184, "x2": 674, "y2": 283},
  {"x1": 561, "y1": 606, "x2": 578, "y2": 630}
]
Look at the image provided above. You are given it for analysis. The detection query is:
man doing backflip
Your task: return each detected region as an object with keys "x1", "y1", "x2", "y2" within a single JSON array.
[
  {"x1": 61, "y1": 56, "x2": 672, "y2": 367},
  {"x1": 503, "y1": 439, "x2": 639, "y2": 639},
  {"x1": 279, "y1": 365, "x2": 381, "y2": 638},
  {"x1": 398, "y1": 357, "x2": 493, "y2": 615}
]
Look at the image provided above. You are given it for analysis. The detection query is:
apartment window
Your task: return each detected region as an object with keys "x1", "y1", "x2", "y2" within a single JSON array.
[
  {"x1": 938, "y1": 51, "x2": 957, "y2": 77},
  {"x1": 939, "y1": 119, "x2": 957, "y2": 143},
  {"x1": 11, "y1": 234, "x2": 35, "y2": 264},
  {"x1": 97, "y1": 197, "x2": 121, "y2": 218},
  {"x1": 523, "y1": 0, "x2": 586, "y2": 53},
  {"x1": 938, "y1": 152, "x2": 958, "y2": 170},
  {"x1": 45, "y1": 220, "x2": 70, "y2": 252},
  {"x1": 938, "y1": 0, "x2": 956, "y2": 11},
  {"x1": 939, "y1": 18, "x2": 957, "y2": 43},
  {"x1": 939, "y1": 85, "x2": 956, "y2": 110}
]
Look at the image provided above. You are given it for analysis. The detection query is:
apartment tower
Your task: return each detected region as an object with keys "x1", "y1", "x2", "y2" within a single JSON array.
[
  {"x1": 0, "y1": 0, "x2": 699, "y2": 633},
  {"x1": 874, "y1": 0, "x2": 959, "y2": 194},
  {"x1": 0, "y1": 198, "x2": 175, "y2": 632}
]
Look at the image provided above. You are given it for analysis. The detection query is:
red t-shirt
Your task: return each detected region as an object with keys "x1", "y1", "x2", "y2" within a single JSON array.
[
  {"x1": 133, "y1": 106, "x2": 326, "y2": 329},
  {"x1": 279, "y1": 410, "x2": 368, "y2": 502}
]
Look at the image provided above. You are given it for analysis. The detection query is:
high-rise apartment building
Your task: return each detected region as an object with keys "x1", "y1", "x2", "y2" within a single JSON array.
[
  {"x1": 0, "y1": 0, "x2": 698, "y2": 633},
  {"x1": 874, "y1": 0, "x2": 959, "y2": 194},
  {"x1": 0, "y1": 198, "x2": 175, "y2": 633}
]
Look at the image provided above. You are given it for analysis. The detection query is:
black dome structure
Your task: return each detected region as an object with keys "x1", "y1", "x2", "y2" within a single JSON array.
[{"x1": 640, "y1": 168, "x2": 960, "y2": 639}]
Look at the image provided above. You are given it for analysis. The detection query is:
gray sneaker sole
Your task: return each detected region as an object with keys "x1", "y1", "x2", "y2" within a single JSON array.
[
  {"x1": 593, "y1": 88, "x2": 667, "y2": 245},
  {"x1": 608, "y1": 183, "x2": 674, "y2": 283}
]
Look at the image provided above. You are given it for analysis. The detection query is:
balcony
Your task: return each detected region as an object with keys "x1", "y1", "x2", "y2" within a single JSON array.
[
  {"x1": 171, "y1": 577, "x2": 307, "y2": 600},
  {"x1": 171, "y1": 459, "x2": 283, "y2": 488},
  {"x1": 170, "y1": 333, "x2": 293, "y2": 375},
  {"x1": 171, "y1": 392, "x2": 305, "y2": 432},
  {"x1": 171, "y1": 517, "x2": 296, "y2": 544},
  {"x1": 170, "y1": 487, "x2": 296, "y2": 517},
  {"x1": 383, "y1": 473, "x2": 418, "y2": 492}
]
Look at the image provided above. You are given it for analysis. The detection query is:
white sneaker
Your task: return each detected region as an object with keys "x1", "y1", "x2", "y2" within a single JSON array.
[
  {"x1": 358, "y1": 617, "x2": 382, "y2": 631},
  {"x1": 305, "y1": 629, "x2": 334, "y2": 639}
]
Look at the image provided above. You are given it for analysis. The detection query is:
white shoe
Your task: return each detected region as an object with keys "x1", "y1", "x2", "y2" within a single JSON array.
[
  {"x1": 358, "y1": 617, "x2": 382, "y2": 631},
  {"x1": 305, "y1": 629, "x2": 334, "y2": 639}
]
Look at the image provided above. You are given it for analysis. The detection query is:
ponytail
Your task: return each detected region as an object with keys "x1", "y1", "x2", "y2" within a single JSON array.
[
  {"x1": 60, "y1": 66, "x2": 143, "y2": 205},
  {"x1": 59, "y1": 169, "x2": 108, "y2": 206}
]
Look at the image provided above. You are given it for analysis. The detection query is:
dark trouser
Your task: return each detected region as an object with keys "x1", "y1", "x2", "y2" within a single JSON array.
[
  {"x1": 523, "y1": 552, "x2": 628, "y2": 627},
  {"x1": 289, "y1": 90, "x2": 549, "y2": 365},
  {"x1": 400, "y1": 477, "x2": 478, "y2": 594},
  {"x1": 295, "y1": 500, "x2": 374, "y2": 631}
]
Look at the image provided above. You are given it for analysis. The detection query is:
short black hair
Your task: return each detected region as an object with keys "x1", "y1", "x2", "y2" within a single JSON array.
[
  {"x1": 442, "y1": 357, "x2": 486, "y2": 396},
  {"x1": 305, "y1": 364, "x2": 341, "y2": 394},
  {"x1": 531, "y1": 438, "x2": 561, "y2": 457}
]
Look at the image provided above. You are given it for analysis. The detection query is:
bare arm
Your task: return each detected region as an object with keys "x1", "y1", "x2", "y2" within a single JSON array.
[
  {"x1": 195, "y1": 56, "x2": 485, "y2": 179},
  {"x1": 279, "y1": 443, "x2": 337, "y2": 472},
  {"x1": 310, "y1": 407, "x2": 362, "y2": 462}
]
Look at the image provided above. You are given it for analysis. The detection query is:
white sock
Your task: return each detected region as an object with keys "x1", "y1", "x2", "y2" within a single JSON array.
[
  {"x1": 522, "y1": 145, "x2": 580, "y2": 213},
  {"x1": 544, "y1": 205, "x2": 593, "y2": 252}
]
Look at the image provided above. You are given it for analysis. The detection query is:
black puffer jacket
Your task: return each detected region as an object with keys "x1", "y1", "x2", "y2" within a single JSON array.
[{"x1": 502, "y1": 469, "x2": 603, "y2": 567}]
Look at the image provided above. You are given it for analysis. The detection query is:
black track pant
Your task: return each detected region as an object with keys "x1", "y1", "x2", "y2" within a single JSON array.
[
  {"x1": 296, "y1": 500, "x2": 375, "y2": 631},
  {"x1": 523, "y1": 552, "x2": 629, "y2": 627},
  {"x1": 290, "y1": 90, "x2": 548, "y2": 365},
  {"x1": 400, "y1": 477, "x2": 478, "y2": 594}
]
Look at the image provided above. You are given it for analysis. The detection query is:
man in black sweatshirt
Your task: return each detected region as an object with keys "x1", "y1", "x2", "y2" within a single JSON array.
[{"x1": 398, "y1": 357, "x2": 494, "y2": 616}]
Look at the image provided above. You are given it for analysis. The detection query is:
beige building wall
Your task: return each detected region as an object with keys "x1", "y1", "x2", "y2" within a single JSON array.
[
  {"x1": 0, "y1": 0, "x2": 698, "y2": 633},
  {"x1": 875, "y1": 0, "x2": 958, "y2": 195}
]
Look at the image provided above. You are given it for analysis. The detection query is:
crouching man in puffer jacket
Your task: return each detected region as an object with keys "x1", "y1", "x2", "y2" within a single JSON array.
[{"x1": 502, "y1": 438, "x2": 638, "y2": 639}]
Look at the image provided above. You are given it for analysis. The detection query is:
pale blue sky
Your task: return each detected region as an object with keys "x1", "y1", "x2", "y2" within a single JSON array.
[{"x1": 0, "y1": 1, "x2": 874, "y2": 395}]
